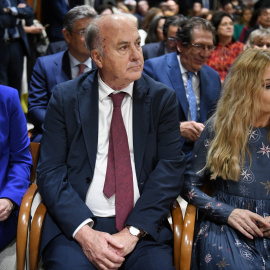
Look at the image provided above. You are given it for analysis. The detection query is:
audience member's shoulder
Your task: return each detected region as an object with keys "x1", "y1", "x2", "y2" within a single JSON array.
[
  {"x1": 54, "y1": 70, "x2": 97, "y2": 96},
  {"x1": 144, "y1": 52, "x2": 172, "y2": 64},
  {"x1": 141, "y1": 73, "x2": 175, "y2": 95},
  {"x1": 203, "y1": 63, "x2": 220, "y2": 76},
  {"x1": 39, "y1": 50, "x2": 66, "y2": 62},
  {"x1": 142, "y1": 41, "x2": 163, "y2": 50},
  {"x1": 0, "y1": 85, "x2": 18, "y2": 101}
]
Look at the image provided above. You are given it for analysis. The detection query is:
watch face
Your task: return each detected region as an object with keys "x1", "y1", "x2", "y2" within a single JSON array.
[{"x1": 129, "y1": 226, "x2": 140, "y2": 236}]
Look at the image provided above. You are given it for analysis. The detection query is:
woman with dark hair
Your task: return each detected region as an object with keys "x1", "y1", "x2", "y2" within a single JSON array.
[
  {"x1": 182, "y1": 48, "x2": 270, "y2": 269},
  {"x1": 233, "y1": 7, "x2": 252, "y2": 41},
  {"x1": 206, "y1": 11, "x2": 244, "y2": 83},
  {"x1": 139, "y1": 7, "x2": 163, "y2": 45},
  {"x1": 96, "y1": 4, "x2": 114, "y2": 15},
  {"x1": 145, "y1": 15, "x2": 166, "y2": 44}
]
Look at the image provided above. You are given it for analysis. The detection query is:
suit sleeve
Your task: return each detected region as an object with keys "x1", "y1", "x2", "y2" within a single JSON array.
[
  {"x1": 143, "y1": 59, "x2": 158, "y2": 80},
  {"x1": 28, "y1": 57, "x2": 51, "y2": 132},
  {"x1": 36, "y1": 86, "x2": 93, "y2": 238},
  {"x1": 126, "y1": 89, "x2": 186, "y2": 241}
]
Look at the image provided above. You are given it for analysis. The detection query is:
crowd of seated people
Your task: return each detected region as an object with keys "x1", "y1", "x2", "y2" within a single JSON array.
[{"x1": 1, "y1": 0, "x2": 270, "y2": 269}]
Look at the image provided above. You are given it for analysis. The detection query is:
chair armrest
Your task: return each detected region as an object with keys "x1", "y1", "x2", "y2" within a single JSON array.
[
  {"x1": 29, "y1": 202, "x2": 47, "y2": 270},
  {"x1": 29, "y1": 142, "x2": 40, "y2": 183},
  {"x1": 180, "y1": 204, "x2": 196, "y2": 270},
  {"x1": 171, "y1": 200, "x2": 183, "y2": 270},
  {"x1": 17, "y1": 183, "x2": 38, "y2": 270}
]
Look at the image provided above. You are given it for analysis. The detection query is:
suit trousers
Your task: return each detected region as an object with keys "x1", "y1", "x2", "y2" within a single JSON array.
[
  {"x1": 0, "y1": 39, "x2": 24, "y2": 97},
  {"x1": 42, "y1": 216, "x2": 175, "y2": 270}
]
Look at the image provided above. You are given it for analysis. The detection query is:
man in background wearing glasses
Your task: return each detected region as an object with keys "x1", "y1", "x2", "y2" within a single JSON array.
[
  {"x1": 142, "y1": 14, "x2": 186, "y2": 61},
  {"x1": 144, "y1": 17, "x2": 221, "y2": 161},
  {"x1": 28, "y1": 5, "x2": 97, "y2": 142}
]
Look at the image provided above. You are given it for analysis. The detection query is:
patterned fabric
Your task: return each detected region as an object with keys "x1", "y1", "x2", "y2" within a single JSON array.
[
  {"x1": 104, "y1": 92, "x2": 134, "y2": 231},
  {"x1": 186, "y1": 72, "x2": 198, "y2": 122},
  {"x1": 182, "y1": 123, "x2": 270, "y2": 269},
  {"x1": 206, "y1": 41, "x2": 244, "y2": 82}
]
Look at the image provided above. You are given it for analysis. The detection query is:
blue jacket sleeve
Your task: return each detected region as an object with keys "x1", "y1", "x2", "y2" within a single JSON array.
[{"x1": 0, "y1": 87, "x2": 32, "y2": 207}]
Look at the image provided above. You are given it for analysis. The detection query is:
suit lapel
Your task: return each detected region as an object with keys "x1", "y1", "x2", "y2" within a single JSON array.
[
  {"x1": 53, "y1": 51, "x2": 72, "y2": 84},
  {"x1": 167, "y1": 54, "x2": 189, "y2": 120},
  {"x1": 78, "y1": 71, "x2": 99, "y2": 175},
  {"x1": 133, "y1": 77, "x2": 151, "y2": 181}
]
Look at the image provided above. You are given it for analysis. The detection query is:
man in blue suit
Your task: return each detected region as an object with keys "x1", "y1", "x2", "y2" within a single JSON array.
[
  {"x1": 28, "y1": 6, "x2": 97, "y2": 142},
  {"x1": 144, "y1": 17, "x2": 221, "y2": 160},
  {"x1": 37, "y1": 14, "x2": 185, "y2": 270}
]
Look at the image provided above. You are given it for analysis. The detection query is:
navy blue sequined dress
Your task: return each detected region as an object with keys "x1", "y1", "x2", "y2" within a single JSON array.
[{"x1": 182, "y1": 124, "x2": 270, "y2": 270}]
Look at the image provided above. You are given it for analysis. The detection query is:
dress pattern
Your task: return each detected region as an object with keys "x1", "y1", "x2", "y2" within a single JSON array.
[
  {"x1": 182, "y1": 123, "x2": 270, "y2": 270},
  {"x1": 206, "y1": 41, "x2": 244, "y2": 82}
]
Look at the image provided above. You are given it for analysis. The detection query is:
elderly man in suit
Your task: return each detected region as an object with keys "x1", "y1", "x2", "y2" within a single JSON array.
[
  {"x1": 37, "y1": 13, "x2": 185, "y2": 270},
  {"x1": 144, "y1": 17, "x2": 221, "y2": 161},
  {"x1": 28, "y1": 6, "x2": 97, "y2": 142}
]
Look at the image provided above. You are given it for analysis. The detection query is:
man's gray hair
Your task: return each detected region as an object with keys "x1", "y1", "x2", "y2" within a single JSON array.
[{"x1": 63, "y1": 5, "x2": 97, "y2": 33}]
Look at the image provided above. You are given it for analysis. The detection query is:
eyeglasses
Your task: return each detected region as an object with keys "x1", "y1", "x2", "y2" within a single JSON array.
[
  {"x1": 254, "y1": 43, "x2": 270, "y2": 49},
  {"x1": 71, "y1": 29, "x2": 85, "y2": 36},
  {"x1": 167, "y1": 37, "x2": 176, "y2": 42},
  {"x1": 185, "y1": 43, "x2": 215, "y2": 52}
]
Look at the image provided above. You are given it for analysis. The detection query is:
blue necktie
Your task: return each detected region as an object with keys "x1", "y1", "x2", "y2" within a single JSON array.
[{"x1": 187, "y1": 72, "x2": 197, "y2": 122}]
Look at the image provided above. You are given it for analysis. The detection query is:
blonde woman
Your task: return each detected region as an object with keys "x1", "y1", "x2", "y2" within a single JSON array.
[
  {"x1": 245, "y1": 28, "x2": 270, "y2": 51},
  {"x1": 182, "y1": 48, "x2": 270, "y2": 269}
]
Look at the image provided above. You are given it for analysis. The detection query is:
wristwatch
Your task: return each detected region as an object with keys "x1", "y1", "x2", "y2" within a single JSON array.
[{"x1": 126, "y1": 226, "x2": 146, "y2": 239}]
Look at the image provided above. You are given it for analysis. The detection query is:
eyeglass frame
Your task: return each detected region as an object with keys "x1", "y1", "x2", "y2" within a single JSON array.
[
  {"x1": 253, "y1": 42, "x2": 270, "y2": 49},
  {"x1": 182, "y1": 42, "x2": 215, "y2": 52},
  {"x1": 70, "y1": 29, "x2": 86, "y2": 36},
  {"x1": 167, "y1": 37, "x2": 176, "y2": 42}
]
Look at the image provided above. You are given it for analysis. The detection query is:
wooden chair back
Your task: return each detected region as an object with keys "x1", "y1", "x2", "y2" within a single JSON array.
[{"x1": 17, "y1": 142, "x2": 40, "y2": 270}]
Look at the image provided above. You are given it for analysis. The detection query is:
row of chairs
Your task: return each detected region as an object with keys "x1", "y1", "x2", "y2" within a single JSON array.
[{"x1": 16, "y1": 142, "x2": 202, "y2": 270}]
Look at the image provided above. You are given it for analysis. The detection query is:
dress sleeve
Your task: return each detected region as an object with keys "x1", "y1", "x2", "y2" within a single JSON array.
[{"x1": 181, "y1": 122, "x2": 235, "y2": 223}]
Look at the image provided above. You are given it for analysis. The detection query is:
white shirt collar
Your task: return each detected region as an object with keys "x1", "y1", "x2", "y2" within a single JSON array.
[
  {"x1": 68, "y1": 51, "x2": 92, "y2": 69},
  {"x1": 98, "y1": 72, "x2": 134, "y2": 102}
]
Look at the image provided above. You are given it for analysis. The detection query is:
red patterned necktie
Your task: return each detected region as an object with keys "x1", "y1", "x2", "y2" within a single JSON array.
[
  {"x1": 77, "y1": 64, "x2": 86, "y2": 77},
  {"x1": 103, "y1": 92, "x2": 134, "y2": 231}
]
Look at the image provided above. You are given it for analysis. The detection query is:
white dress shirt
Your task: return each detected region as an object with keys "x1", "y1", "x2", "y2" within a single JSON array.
[{"x1": 73, "y1": 73, "x2": 140, "y2": 237}]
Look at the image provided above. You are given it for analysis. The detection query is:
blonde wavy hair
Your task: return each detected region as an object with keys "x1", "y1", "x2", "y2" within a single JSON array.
[{"x1": 206, "y1": 48, "x2": 270, "y2": 181}]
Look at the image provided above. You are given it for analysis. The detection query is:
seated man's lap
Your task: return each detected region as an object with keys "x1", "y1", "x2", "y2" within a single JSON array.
[{"x1": 42, "y1": 217, "x2": 175, "y2": 270}]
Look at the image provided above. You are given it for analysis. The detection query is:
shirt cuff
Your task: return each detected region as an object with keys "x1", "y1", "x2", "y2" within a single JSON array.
[
  {"x1": 10, "y1": 7, "x2": 18, "y2": 16},
  {"x1": 72, "y1": 218, "x2": 94, "y2": 238}
]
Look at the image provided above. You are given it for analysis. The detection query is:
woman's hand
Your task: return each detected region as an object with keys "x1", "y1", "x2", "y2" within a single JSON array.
[
  {"x1": 258, "y1": 216, "x2": 270, "y2": 238},
  {"x1": 228, "y1": 208, "x2": 270, "y2": 239},
  {"x1": 0, "y1": 198, "x2": 14, "y2": 221}
]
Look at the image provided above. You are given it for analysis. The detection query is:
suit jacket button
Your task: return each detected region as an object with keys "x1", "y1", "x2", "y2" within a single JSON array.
[{"x1": 85, "y1": 177, "x2": 91, "y2": 183}]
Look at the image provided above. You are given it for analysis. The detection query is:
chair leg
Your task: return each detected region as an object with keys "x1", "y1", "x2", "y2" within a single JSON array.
[
  {"x1": 171, "y1": 200, "x2": 184, "y2": 270},
  {"x1": 29, "y1": 202, "x2": 47, "y2": 270}
]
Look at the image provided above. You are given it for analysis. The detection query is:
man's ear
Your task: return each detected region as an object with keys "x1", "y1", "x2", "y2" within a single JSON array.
[
  {"x1": 62, "y1": 29, "x2": 71, "y2": 44},
  {"x1": 91, "y1": 49, "x2": 103, "y2": 68},
  {"x1": 176, "y1": 41, "x2": 182, "y2": 53}
]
